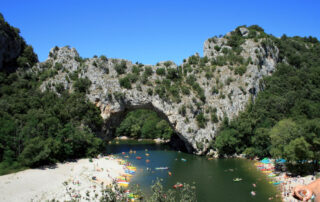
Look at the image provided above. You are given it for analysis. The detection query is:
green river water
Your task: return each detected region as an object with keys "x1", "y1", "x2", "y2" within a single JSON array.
[{"x1": 106, "y1": 140, "x2": 281, "y2": 202}]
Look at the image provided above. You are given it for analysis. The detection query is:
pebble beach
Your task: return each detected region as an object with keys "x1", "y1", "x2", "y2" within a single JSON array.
[{"x1": 0, "y1": 156, "x2": 127, "y2": 202}]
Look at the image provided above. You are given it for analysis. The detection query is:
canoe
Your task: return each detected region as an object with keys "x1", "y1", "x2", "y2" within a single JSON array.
[
  {"x1": 118, "y1": 182, "x2": 129, "y2": 187},
  {"x1": 233, "y1": 178, "x2": 242, "y2": 182},
  {"x1": 127, "y1": 166, "x2": 137, "y2": 171},
  {"x1": 173, "y1": 183, "x2": 183, "y2": 189},
  {"x1": 155, "y1": 167, "x2": 168, "y2": 170},
  {"x1": 125, "y1": 170, "x2": 135, "y2": 174}
]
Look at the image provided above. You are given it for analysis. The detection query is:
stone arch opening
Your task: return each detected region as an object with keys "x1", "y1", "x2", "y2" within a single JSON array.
[{"x1": 101, "y1": 102, "x2": 193, "y2": 153}]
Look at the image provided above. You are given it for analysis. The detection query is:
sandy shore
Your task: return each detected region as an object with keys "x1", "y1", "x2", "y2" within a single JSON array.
[
  {"x1": 0, "y1": 156, "x2": 125, "y2": 202},
  {"x1": 253, "y1": 160, "x2": 316, "y2": 201},
  {"x1": 278, "y1": 174, "x2": 315, "y2": 202}
]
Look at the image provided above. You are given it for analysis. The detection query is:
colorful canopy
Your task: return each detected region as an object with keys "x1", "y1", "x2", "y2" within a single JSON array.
[
  {"x1": 260, "y1": 158, "x2": 271, "y2": 164},
  {"x1": 276, "y1": 159, "x2": 286, "y2": 164}
]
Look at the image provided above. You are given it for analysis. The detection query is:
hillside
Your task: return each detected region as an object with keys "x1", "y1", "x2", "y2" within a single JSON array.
[{"x1": 38, "y1": 26, "x2": 279, "y2": 154}]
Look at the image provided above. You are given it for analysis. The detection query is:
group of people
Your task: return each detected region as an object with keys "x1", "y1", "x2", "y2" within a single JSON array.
[{"x1": 293, "y1": 178, "x2": 320, "y2": 201}]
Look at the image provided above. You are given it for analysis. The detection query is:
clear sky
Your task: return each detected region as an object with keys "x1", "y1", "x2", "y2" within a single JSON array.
[{"x1": 1, "y1": 0, "x2": 319, "y2": 65}]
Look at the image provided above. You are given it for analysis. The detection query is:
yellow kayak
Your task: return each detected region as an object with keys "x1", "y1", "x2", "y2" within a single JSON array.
[
  {"x1": 263, "y1": 171, "x2": 272, "y2": 173},
  {"x1": 127, "y1": 166, "x2": 137, "y2": 171}
]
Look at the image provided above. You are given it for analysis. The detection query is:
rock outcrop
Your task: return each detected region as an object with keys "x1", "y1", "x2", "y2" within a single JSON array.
[{"x1": 38, "y1": 26, "x2": 279, "y2": 155}]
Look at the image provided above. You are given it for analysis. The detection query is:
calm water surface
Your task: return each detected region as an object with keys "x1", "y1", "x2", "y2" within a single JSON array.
[{"x1": 106, "y1": 140, "x2": 281, "y2": 202}]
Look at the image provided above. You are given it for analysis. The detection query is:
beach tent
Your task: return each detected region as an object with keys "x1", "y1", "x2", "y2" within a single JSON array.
[{"x1": 260, "y1": 158, "x2": 271, "y2": 164}]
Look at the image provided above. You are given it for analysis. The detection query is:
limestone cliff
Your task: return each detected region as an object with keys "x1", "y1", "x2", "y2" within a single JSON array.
[{"x1": 38, "y1": 26, "x2": 279, "y2": 155}]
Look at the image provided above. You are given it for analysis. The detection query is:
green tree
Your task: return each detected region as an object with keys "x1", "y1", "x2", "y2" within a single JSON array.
[{"x1": 270, "y1": 119, "x2": 301, "y2": 158}]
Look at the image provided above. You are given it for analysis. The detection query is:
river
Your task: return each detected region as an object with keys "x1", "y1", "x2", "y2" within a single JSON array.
[{"x1": 106, "y1": 140, "x2": 281, "y2": 202}]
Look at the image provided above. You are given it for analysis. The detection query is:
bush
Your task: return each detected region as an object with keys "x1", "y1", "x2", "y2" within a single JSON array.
[
  {"x1": 132, "y1": 65, "x2": 141, "y2": 75},
  {"x1": 147, "y1": 88, "x2": 153, "y2": 95},
  {"x1": 73, "y1": 77, "x2": 91, "y2": 93},
  {"x1": 166, "y1": 68, "x2": 179, "y2": 80},
  {"x1": 119, "y1": 77, "x2": 131, "y2": 89},
  {"x1": 144, "y1": 66, "x2": 153, "y2": 76},
  {"x1": 163, "y1": 61, "x2": 172, "y2": 67},
  {"x1": 196, "y1": 112, "x2": 207, "y2": 128},
  {"x1": 188, "y1": 55, "x2": 199, "y2": 65},
  {"x1": 115, "y1": 61, "x2": 127, "y2": 75},
  {"x1": 54, "y1": 63, "x2": 63, "y2": 71},
  {"x1": 156, "y1": 68, "x2": 166, "y2": 76},
  {"x1": 211, "y1": 112, "x2": 219, "y2": 123},
  {"x1": 179, "y1": 105, "x2": 186, "y2": 116},
  {"x1": 181, "y1": 85, "x2": 190, "y2": 95},
  {"x1": 99, "y1": 55, "x2": 107, "y2": 61},
  {"x1": 55, "y1": 83, "x2": 65, "y2": 94},
  {"x1": 234, "y1": 65, "x2": 247, "y2": 76}
]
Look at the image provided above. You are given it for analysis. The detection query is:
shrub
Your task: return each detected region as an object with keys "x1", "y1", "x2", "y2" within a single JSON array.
[
  {"x1": 73, "y1": 77, "x2": 91, "y2": 93},
  {"x1": 188, "y1": 55, "x2": 199, "y2": 65},
  {"x1": 186, "y1": 75, "x2": 196, "y2": 85},
  {"x1": 225, "y1": 77, "x2": 234, "y2": 85},
  {"x1": 156, "y1": 68, "x2": 166, "y2": 76},
  {"x1": 115, "y1": 61, "x2": 127, "y2": 75},
  {"x1": 166, "y1": 68, "x2": 179, "y2": 80},
  {"x1": 163, "y1": 61, "x2": 172, "y2": 67},
  {"x1": 196, "y1": 112, "x2": 207, "y2": 128},
  {"x1": 127, "y1": 73, "x2": 139, "y2": 83},
  {"x1": 17, "y1": 45, "x2": 38, "y2": 68},
  {"x1": 132, "y1": 65, "x2": 141, "y2": 75},
  {"x1": 234, "y1": 65, "x2": 247, "y2": 76},
  {"x1": 178, "y1": 105, "x2": 186, "y2": 116},
  {"x1": 214, "y1": 45, "x2": 221, "y2": 51},
  {"x1": 144, "y1": 66, "x2": 153, "y2": 76},
  {"x1": 155, "y1": 85, "x2": 167, "y2": 100},
  {"x1": 99, "y1": 55, "x2": 107, "y2": 62},
  {"x1": 119, "y1": 77, "x2": 131, "y2": 89},
  {"x1": 55, "y1": 83, "x2": 65, "y2": 94},
  {"x1": 147, "y1": 88, "x2": 153, "y2": 95},
  {"x1": 181, "y1": 85, "x2": 190, "y2": 95}
]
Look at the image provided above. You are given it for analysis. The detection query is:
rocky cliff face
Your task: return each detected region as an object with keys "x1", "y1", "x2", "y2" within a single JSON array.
[{"x1": 38, "y1": 26, "x2": 279, "y2": 155}]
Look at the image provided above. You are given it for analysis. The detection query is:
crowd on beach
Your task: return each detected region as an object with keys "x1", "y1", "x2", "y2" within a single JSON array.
[{"x1": 253, "y1": 158, "x2": 317, "y2": 202}]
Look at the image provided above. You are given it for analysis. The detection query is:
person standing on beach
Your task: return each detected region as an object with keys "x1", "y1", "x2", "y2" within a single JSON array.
[{"x1": 293, "y1": 178, "x2": 320, "y2": 201}]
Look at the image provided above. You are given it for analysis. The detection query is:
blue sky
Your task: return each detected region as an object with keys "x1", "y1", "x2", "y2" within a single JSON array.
[{"x1": 1, "y1": 0, "x2": 320, "y2": 65}]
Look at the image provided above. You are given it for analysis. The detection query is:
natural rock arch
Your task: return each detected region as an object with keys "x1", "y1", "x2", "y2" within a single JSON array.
[
  {"x1": 39, "y1": 27, "x2": 279, "y2": 155},
  {"x1": 101, "y1": 102, "x2": 194, "y2": 153}
]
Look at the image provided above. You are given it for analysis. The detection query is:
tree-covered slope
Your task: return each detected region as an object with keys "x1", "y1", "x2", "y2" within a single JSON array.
[
  {"x1": 0, "y1": 14, "x2": 104, "y2": 175},
  {"x1": 214, "y1": 34, "x2": 320, "y2": 165}
]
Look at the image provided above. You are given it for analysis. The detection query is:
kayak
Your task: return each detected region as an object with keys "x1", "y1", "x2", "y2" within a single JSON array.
[
  {"x1": 125, "y1": 169, "x2": 135, "y2": 174},
  {"x1": 118, "y1": 182, "x2": 129, "y2": 187},
  {"x1": 233, "y1": 178, "x2": 242, "y2": 182},
  {"x1": 173, "y1": 183, "x2": 183, "y2": 189},
  {"x1": 127, "y1": 166, "x2": 137, "y2": 171},
  {"x1": 155, "y1": 167, "x2": 169, "y2": 170}
]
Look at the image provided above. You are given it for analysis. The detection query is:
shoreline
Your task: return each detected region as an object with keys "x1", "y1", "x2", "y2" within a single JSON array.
[
  {"x1": 0, "y1": 155, "x2": 127, "y2": 202},
  {"x1": 114, "y1": 136, "x2": 170, "y2": 144},
  {"x1": 252, "y1": 159, "x2": 316, "y2": 202}
]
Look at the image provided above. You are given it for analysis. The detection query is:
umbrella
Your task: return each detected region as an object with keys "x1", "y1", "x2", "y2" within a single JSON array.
[
  {"x1": 276, "y1": 159, "x2": 286, "y2": 164},
  {"x1": 260, "y1": 158, "x2": 271, "y2": 164}
]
